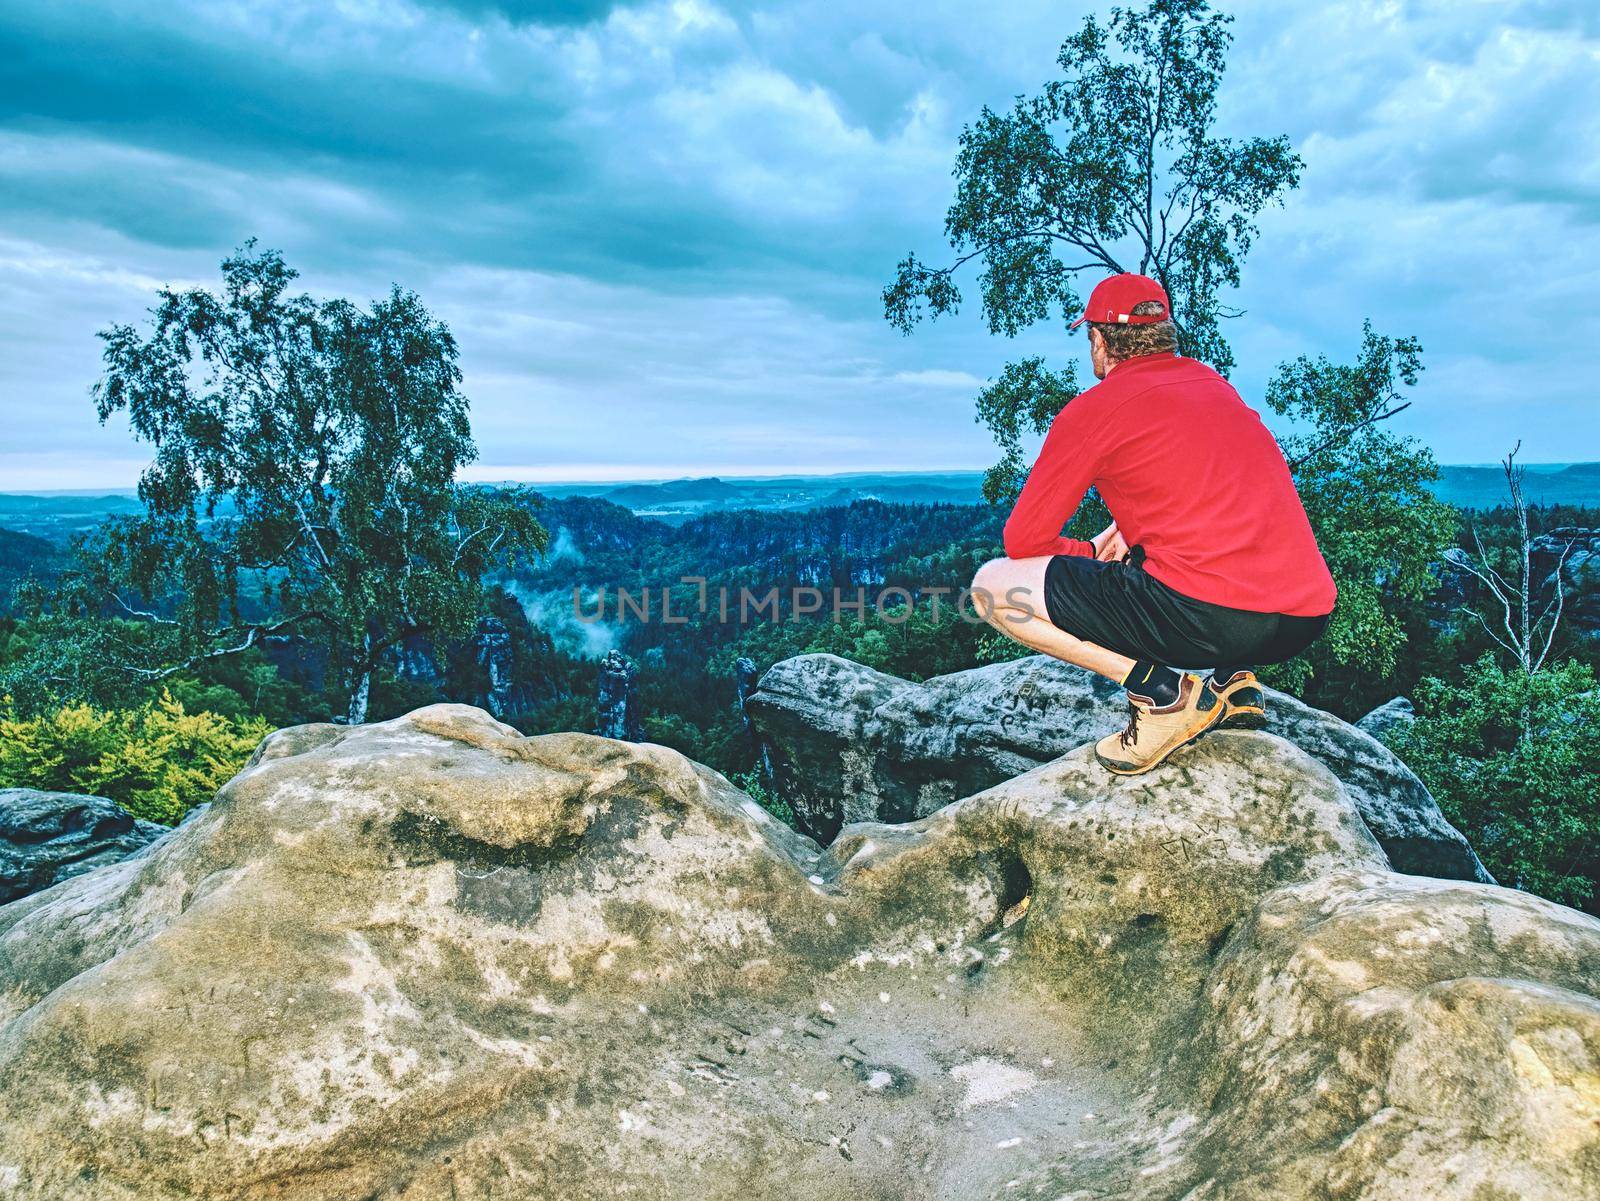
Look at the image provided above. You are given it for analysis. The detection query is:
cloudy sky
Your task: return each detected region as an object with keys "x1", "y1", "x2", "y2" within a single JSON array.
[{"x1": 2, "y1": 0, "x2": 1597, "y2": 490}]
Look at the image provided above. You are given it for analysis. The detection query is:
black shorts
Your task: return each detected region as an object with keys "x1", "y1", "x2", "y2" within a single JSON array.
[{"x1": 1041, "y1": 552, "x2": 1330, "y2": 671}]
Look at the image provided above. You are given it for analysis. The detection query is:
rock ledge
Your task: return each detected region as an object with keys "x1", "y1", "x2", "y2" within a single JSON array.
[{"x1": 0, "y1": 701, "x2": 1592, "y2": 1200}]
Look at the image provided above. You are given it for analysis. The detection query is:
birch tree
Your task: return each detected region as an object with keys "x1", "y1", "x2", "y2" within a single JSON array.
[{"x1": 50, "y1": 243, "x2": 544, "y2": 724}]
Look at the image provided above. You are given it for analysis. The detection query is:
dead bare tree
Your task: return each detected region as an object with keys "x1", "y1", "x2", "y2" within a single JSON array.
[{"x1": 1447, "y1": 442, "x2": 1577, "y2": 680}]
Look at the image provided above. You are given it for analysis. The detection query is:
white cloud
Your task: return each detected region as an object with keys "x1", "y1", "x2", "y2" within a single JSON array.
[{"x1": 892, "y1": 369, "x2": 984, "y2": 388}]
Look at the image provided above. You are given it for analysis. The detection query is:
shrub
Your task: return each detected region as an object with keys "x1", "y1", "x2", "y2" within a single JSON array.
[
  {"x1": 0, "y1": 692, "x2": 272, "y2": 825},
  {"x1": 730, "y1": 769, "x2": 795, "y2": 828},
  {"x1": 1386, "y1": 656, "x2": 1600, "y2": 911}
]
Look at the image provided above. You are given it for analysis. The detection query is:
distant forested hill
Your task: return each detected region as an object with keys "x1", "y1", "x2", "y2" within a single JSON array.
[
  {"x1": 528, "y1": 472, "x2": 989, "y2": 521},
  {"x1": 506, "y1": 464, "x2": 1600, "y2": 517},
  {"x1": 1431, "y1": 463, "x2": 1600, "y2": 509},
  {"x1": 0, "y1": 526, "x2": 65, "y2": 609},
  {"x1": 0, "y1": 464, "x2": 1596, "y2": 539},
  {"x1": 0, "y1": 493, "x2": 145, "y2": 540}
]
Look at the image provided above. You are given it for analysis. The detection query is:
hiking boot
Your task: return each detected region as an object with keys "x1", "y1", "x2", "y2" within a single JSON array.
[
  {"x1": 1095, "y1": 672, "x2": 1224, "y2": 776},
  {"x1": 1209, "y1": 670, "x2": 1267, "y2": 730}
]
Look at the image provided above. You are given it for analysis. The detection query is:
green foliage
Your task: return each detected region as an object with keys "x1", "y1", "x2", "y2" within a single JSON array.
[
  {"x1": 729, "y1": 768, "x2": 795, "y2": 827},
  {"x1": 887, "y1": 0, "x2": 1302, "y2": 481},
  {"x1": 0, "y1": 692, "x2": 272, "y2": 825},
  {"x1": 163, "y1": 648, "x2": 317, "y2": 727},
  {"x1": 974, "y1": 358, "x2": 1081, "y2": 505},
  {"x1": 1388, "y1": 657, "x2": 1600, "y2": 912},
  {"x1": 797, "y1": 601, "x2": 995, "y2": 683},
  {"x1": 1266, "y1": 323, "x2": 1458, "y2": 705},
  {"x1": 975, "y1": 630, "x2": 1036, "y2": 665},
  {"x1": 641, "y1": 712, "x2": 713, "y2": 762},
  {"x1": 0, "y1": 605, "x2": 184, "y2": 715},
  {"x1": 28, "y1": 243, "x2": 545, "y2": 724}
]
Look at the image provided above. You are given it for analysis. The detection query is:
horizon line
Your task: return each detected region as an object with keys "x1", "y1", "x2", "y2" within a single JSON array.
[{"x1": 1, "y1": 461, "x2": 1594, "y2": 498}]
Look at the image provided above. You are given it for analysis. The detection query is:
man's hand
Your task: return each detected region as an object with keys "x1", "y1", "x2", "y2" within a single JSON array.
[{"x1": 1092, "y1": 523, "x2": 1129, "y2": 563}]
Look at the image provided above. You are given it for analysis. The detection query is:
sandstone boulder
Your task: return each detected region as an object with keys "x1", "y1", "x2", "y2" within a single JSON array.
[
  {"x1": 745, "y1": 653, "x2": 1491, "y2": 882},
  {"x1": 0, "y1": 702, "x2": 1594, "y2": 1199},
  {"x1": 1533, "y1": 527, "x2": 1600, "y2": 637},
  {"x1": 0, "y1": 788, "x2": 166, "y2": 906},
  {"x1": 1354, "y1": 695, "x2": 1415, "y2": 741}
]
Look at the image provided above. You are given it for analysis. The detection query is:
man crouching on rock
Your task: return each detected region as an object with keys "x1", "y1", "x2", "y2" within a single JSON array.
[{"x1": 970, "y1": 273, "x2": 1336, "y2": 776}]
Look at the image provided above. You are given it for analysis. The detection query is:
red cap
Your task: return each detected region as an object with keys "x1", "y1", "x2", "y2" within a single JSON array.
[{"x1": 1068, "y1": 273, "x2": 1171, "y2": 330}]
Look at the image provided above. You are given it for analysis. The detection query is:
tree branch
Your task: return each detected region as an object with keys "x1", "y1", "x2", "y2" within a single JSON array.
[
  {"x1": 108, "y1": 592, "x2": 179, "y2": 625},
  {"x1": 1287, "y1": 400, "x2": 1412, "y2": 469},
  {"x1": 1533, "y1": 537, "x2": 1576, "y2": 674},
  {"x1": 1458, "y1": 605, "x2": 1520, "y2": 663},
  {"x1": 1470, "y1": 528, "x2": 1518, "y2": 604},
  {"x1": 121, "y1": 612, "x2": 329, "y2": 681}
]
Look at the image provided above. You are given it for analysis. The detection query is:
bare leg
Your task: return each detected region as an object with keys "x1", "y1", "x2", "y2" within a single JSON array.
[{"x1": 970, "y1": 556, "x2": 1136, "y2": 685}]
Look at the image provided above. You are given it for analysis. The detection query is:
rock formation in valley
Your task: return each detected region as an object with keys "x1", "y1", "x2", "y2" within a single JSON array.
[{"x1": 595, "y1": 648, "x2": 642, "y2": 741}]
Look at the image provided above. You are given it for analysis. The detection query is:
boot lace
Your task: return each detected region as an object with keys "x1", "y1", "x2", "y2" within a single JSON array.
[{"x1": 1118, "y1": 702, "x2": 1142, "y2": 749}]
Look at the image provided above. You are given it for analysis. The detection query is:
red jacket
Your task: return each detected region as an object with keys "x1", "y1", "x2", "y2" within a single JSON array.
[{"x1": 1003, "y1": 352, "x2": 1337, "y2": 617}]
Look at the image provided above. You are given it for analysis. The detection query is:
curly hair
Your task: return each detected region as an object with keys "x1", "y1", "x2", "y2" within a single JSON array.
[{"x1": 1089, "y1": 300, "x2": 1179, "y2": 361}]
